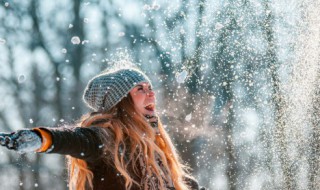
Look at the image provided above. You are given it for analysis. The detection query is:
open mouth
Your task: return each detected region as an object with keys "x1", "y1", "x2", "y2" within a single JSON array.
[{"x1": 144, "y1": 103, "x2": 155, "y2": 111}]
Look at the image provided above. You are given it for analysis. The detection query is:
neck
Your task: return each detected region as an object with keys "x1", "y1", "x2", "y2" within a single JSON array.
[{"x1": 144, "y1": 115, "x2": 158, "y2": 128}]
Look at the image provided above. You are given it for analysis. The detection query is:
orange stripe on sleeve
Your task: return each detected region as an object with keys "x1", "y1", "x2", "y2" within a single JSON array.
[{"x1": 33, "y1": 128, "x2": 53, "y2": 152}]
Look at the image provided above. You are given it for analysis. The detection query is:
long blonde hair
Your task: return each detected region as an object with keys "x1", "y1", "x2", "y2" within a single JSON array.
[{"x1": 67, "y1": 95, "x2": 194, "y2": 190}]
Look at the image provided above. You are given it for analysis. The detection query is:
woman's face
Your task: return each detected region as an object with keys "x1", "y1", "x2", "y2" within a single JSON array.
[{"x1": 129, "y1": 82, "x2": 156, "y2": 117}]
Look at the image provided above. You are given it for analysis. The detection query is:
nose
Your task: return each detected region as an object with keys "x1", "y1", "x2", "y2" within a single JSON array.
[{"x1": 146, "y1": 89, "x2": 155, "y2": 97}]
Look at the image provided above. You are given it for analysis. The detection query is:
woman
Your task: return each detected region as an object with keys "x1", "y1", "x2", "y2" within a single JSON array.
[{"x1": 0, "y1": 67, "x2": 205, "y2": 190}]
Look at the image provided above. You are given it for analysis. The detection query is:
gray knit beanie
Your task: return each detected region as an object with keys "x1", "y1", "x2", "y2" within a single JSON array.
[{"x1": 83, "y1": 68, "x2": 152, "y2": 111}]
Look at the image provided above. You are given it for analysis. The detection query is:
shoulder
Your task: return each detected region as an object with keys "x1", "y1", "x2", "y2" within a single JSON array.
[
  {"x1": 183, "y1": 175, "x2": 199, "y2": 189},
  {"x1": 184, "y1": 176, "x2": 207, "y2": 190},
  {"x1": 88, "y1": 125, "x2": 115, "y2": 138}
]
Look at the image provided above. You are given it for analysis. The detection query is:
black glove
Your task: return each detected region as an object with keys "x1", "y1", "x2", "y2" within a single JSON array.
[
  {"x1": 145, "y1": 115, "x2": 158, "y2": 128},
  {"x1": 0, "y1": 129, "x2": 42, "y2": 153}
]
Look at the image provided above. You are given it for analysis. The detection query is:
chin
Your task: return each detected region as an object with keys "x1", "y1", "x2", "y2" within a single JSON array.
[
  {"x1": 143, "y1": 109, "x2": 155, "y2": 116},
  {"x1": 146, "y1": 111, "x2": 155, "y2": 116}
]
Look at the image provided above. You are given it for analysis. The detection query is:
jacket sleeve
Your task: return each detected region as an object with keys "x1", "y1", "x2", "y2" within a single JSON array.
[{"x1": 35, "y1": 126, "x2": 112, "y2": 162}]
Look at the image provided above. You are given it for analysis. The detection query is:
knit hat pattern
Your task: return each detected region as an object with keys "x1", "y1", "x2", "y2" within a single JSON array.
[{"x1": 83, "y1": 68, "x2": 152, "y2": 111}]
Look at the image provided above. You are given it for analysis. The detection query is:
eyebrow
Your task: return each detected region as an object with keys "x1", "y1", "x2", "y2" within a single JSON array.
[{"x1": 135, "y1": 84, "x2": 151, "y2": 89}]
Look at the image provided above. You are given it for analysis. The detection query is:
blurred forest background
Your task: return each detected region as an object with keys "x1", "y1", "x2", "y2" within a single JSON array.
[{"x1": 1, "y1": 0, "x2": 320, "y2": 189}]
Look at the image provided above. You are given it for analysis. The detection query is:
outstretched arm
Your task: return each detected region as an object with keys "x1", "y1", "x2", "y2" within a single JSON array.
[
  {"x1": 0, "y1": 126, "x2": 109, "y2": 162},
  {"x1": 39, "y1": 126, "x2": 107, "y2": 162}
]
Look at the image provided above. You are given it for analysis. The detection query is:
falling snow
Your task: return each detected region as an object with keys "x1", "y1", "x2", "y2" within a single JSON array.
[
  {"x1": 71, "y1": 36, "x2": 81, "y2": 44},
  {"x1": 185, "y1": 113, "x2": 192, "y2": 122},
  {"x1": 0, "y1": 0, "x2": 320, "y2": 189},
  {"x1": 61, "y1": 48, "x2": 67, "y2": 54},
  {"x1": 0, "y1": 38, "x2": 6, "y2": 44},
  {"x1": 18, "y1": 75, "x2": 26, "y2": 83},
  {"x1": 176, "y1": 70, "x2": 188, "y2": 84}
]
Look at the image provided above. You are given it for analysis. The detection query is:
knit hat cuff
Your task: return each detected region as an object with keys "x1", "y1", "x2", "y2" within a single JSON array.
[{"x1": 100, "y1": 78, "x2": 149, "y2": 111}]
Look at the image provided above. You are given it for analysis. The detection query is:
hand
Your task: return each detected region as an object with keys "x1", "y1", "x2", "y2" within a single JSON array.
[
  {"x1": 0, "y1": 129, "x2": 42, "y2": 153},
  {"x1": 145, "y1": 115, "x2": 158, "y2": 128}
]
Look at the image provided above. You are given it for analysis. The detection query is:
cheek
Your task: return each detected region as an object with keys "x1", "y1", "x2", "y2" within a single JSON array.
[{"x1": 131, "y1": 93, "x2": 145, "y2": 110}]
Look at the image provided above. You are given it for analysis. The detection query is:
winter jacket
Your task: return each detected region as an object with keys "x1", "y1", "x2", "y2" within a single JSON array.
[{"x1": 35, "y1": 126, "x2": 206, "y2": 190}]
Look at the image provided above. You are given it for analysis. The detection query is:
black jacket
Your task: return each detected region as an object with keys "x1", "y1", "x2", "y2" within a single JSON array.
[{"x1": 40, "y1": 126, "x2": 205, "y2": 190}]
